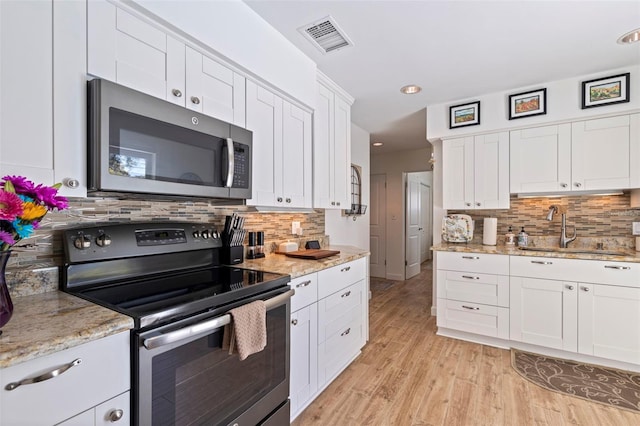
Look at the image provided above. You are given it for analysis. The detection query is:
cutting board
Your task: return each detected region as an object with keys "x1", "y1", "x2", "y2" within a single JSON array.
[{"x1": 280, "y1": 249, "x2": 340, "y2": 259}]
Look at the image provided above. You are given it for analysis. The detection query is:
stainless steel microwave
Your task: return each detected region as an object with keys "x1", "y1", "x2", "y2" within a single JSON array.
[{"x1": 88, "y1": 79, "x2": 252, "y2": 201}]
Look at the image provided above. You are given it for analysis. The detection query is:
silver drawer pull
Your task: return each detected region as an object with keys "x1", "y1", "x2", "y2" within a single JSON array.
[
  {"x1": 341, "y1": 266, "x2": 351, "y2": 272},
  {"x1": 462, "y1": 305, "x2": 480, "y2": 310},
  {"x1": 462, "y1": 275, "x2": 480, "y2": 280},
  {"x1": 531, "y1": 260, "x2": 553, "y2": 265},
  {"x1": 5, "y1": 358, "x2": 82, "y2": 391},
  {"x1": 108, "y1": 409, "x2": 124, "y2": 422},
  {"x1": 462, "y1": 256, "x2": 480, "y2": 260},
  {"x1": 291, "y1": 319, "x2": 298, "y2": 326},
  {"x1": 341, "y1": 290, "x2": 351, "y2": 298},
  {"x1": 341, "y1": 328, "x2": 351, "y2": 336},
  {"x1": 566, "y1": 285, "x2": 574, "y2": 290},
  {"x1": 604, "y1": 265, "x2": 631, "y2": 270},
  {"x1": 296, "y1": 280, "x2": 312, "y2": 288}
]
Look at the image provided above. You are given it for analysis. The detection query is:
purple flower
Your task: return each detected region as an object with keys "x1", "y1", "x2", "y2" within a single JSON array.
[
  {"x1": 0, "y1": 190, "x2": 24, "y2": 221},
  {"x1": 32, "y1": 184, "x2": 68, "y2": 210},
  {"x1": 2, "y1": 175, "x2": 35, "y2": 193},
  {"x1": 0, "y1": 230, "x2": 15, "y2": 246}
]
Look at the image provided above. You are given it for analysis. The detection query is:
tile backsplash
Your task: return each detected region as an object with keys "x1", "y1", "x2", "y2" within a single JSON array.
[
  {"x1": 450, "y1": 193, "x2": 640, "y2": 246},
  {"x1": 8, "y1": 198, "x2": 325, "y2": 271}
]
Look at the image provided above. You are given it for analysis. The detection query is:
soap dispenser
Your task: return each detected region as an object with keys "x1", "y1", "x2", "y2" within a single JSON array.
[
  {"x1": 517, "y1": 226, "x2": 529, "y2": 247},
  {"x1": 505, "y1": 226, "x2": 516, "y2": 246}
]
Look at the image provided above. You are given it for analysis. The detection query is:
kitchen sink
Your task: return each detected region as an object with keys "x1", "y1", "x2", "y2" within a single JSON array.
[{"x1": 518, "y1": 247, "x2": 630, "y2": 256}]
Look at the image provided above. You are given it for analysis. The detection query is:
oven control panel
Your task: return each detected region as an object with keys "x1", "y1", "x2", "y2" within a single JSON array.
[{"x1": 63, "y1": 222, "x2": 223, "y2": 263}]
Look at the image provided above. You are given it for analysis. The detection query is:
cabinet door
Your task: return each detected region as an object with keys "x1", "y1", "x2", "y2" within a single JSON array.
[
  {"x1": 474, "y1": 132, "x2": 509, "y2": 209},
  {"x1": 185, "y1": 47, "x2": 246, "y2": 126},
  {"x1": 313, "y1": 84, "x2": 335, "y2": 209},
  {"x1": 332, "y1": 94, "x2": 351, "y2": 208},
  {"x1": 578, "y1": 283, "x2": 640, "y2": 364},
  {"x1": 572, "y1": 115, "x2": 631, "y2": 190},
  {"x1": 246, "y1": 80, "x2": 281, "y2": 206},
  {"x1": 510, "y1": 277, "x2": 577, "y2": 351},
  {"x1": 290, "y1": 304, "x2": 318, "y2": 419},
  {"x1": 281, "y1": 102, "x2": 312, "y2": 208},
  {"x1": 88, "y1": 2, "x2": 183, "y2": 102},
  {"x1": 442, "y1": 136, "x2": 474, "y2": 209},
  {"x1": 0, "y1": 0, "x2": 54, "y2": 183},
  {"x1": 510, "y1": 124, "x2": 571, "y2": 193}
]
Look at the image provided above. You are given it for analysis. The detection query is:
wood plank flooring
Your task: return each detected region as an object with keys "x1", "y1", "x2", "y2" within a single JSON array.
[{"x1": 292, "y1": 261, "x2": 640, "y2": 425}]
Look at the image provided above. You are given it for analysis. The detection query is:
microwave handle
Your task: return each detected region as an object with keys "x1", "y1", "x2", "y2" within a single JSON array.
[
  {"x1": 142, "y1": 289, "x2": 294, "y2": 350},
  {"x1": 225, "y1": 137, "x2": 235, "y2": 188}
]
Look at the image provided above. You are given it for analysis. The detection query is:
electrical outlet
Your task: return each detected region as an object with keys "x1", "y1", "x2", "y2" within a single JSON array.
[
  {"x1": 292, "y1": 221, "x2": 301, "y2": 234},
  {"x1": 633, "y1": 222, "x2": 640, "y2": 235}
]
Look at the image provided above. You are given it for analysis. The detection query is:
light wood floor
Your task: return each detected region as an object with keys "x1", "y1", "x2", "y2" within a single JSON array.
[{"x1": 292, "y1": 261, "x2": 640, "y2": 426}]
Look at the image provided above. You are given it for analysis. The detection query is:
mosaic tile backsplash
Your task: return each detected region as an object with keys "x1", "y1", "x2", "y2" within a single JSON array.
[
  {"x1": 7, "y1": 198, "x2": 326, "y2": 272},
  {"x1": 450, "y1": 193, "x2": 640, "y2": 248}
]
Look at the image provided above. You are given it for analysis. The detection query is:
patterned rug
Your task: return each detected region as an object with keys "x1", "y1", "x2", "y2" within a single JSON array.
[{"x1": 511, "y1": 350, "x2": 640, "y2": 413}]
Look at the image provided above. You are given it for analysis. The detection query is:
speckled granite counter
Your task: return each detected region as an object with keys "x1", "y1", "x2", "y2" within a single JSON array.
[
  {"x1": 239, "y1": 245, "x2": 370, "y2": 277},
  {"x1": 432, "y1": 242, "x2": 640, "y2": 263},
  {"x1": 0, "y1": 291, "x2": 133, "y2": 369}
]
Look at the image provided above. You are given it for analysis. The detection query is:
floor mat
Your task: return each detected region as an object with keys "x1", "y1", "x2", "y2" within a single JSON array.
[{"x1": 511, "y1": 349, "x2": 640, "y2": 413}]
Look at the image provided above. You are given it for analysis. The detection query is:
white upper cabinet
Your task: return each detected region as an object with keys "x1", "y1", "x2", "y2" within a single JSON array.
[
  {"x1": 88, "y1": 1, "x2": 245, "y2": 126},
  {"x1": 246, "y1": 81, "x2": 312, "y2": 208},
  {"x1": 442, "y1": 132, "x2": 510, "y2": 210},
  {"x1": 511, "y1": 113, "x2": 640, "y2": 194},
  {"x1": 314, "y1": 77, "x2": 353, "y2": 209},
  {"x1": 0, "y1": 0, "x2": 87, "y2": 196}
]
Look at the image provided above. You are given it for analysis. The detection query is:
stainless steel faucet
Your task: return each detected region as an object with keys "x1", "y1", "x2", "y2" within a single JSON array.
[{"x1": 546, "y1": 205, "x2": 577, "y2": 248}]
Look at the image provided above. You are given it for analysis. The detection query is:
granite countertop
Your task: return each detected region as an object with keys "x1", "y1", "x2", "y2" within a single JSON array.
[
  {"x1": 0, "y1": 291, "x2": 133, "y2": 369},
  {"x1": 432, "y1": 242, "x2": 640, "y2": 263},
  {"x1": 239, "y1": 245, "x2": 370, "y2": 277}
]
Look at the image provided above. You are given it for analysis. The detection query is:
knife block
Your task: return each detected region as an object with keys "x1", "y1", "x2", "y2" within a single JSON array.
[{"x1": 221, "y1": 246, "x2": 244, "y2": 265}]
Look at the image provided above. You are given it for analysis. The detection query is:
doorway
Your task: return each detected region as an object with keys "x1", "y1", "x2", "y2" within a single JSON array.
[{"x1": 405, "y1": 171, "x2": 433, "y2": 280}]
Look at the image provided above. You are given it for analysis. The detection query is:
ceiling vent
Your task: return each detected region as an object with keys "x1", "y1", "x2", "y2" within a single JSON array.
[{"x1": 298, "y1": 16, "x2": 353, "y2": 54}]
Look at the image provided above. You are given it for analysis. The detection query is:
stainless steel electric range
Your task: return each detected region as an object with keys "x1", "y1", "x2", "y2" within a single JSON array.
[{"x1": 61, "y1": 222, "x2": 292, "y2": 426}]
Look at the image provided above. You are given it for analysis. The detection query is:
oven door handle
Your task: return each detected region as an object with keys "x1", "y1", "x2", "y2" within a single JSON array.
[
  {"x1": 225, "y1": 137, "x2": 234, "y2": 188},
  {"x1": 142, "y1": 289, "x2": 294, "y2": 350}
]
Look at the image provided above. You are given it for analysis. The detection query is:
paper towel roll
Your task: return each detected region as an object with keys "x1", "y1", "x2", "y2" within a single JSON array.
[{"x1": 483, "y1": 218, "x2": 498, "y2": 246}]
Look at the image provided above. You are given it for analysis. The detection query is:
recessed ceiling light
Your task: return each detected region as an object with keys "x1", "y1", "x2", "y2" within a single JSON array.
[
  {"x1": 372, "y1": 142, "x2": 383, "y2": 147},
  {"x1": 400, "y1": 84, "x2": 422, "y2": 95},
  {"x1": 618, "y1": 28, "x2": 640, "y2": 44}
]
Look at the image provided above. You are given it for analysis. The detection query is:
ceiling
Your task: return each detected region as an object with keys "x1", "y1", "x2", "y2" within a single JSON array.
[{"x1": 244, "y1": 0, "x2": 640, "y2": 154}]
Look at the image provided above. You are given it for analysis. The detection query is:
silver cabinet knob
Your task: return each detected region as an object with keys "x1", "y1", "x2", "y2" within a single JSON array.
[
  {"x1": 566, "y1": 285, "x2": 574, "y2": 290},
  {"x1": 277, "y1": 197, "x2": 283, "y2": 203},
  {"x1": 286, "y1": 198, "x2": 291, "y2": 203},
  {"x1": 64, "y1": 178, "x2": 80, "y2": 189},
  {"x1": 581, "y1": 286, "x2": 590, "y2": 292},
  {"x1": 476, "y1": 202, "x2": 481, "y2": 206},
  {"x1": 291, "y1": 319, "x2": 298, "y2": 326},
  {"x1": 331, "y1": 201, "x2": 336, "y2": 206},
  {"x1": 108, "y1": 409, "x2": 124, "y2": 422},
  {"x1": 336, "y1": 201, "x2": 341, "y2": 206},
  {"x1": 190, "y1": 96, "x2": 200, "y2": 105},
  {"x1": 574, "y1": 182, "x2": 582, "y2": 188},
  {"x1": 466, "y1": 202, "x2": 472, "y2": 207},
  {"x1": 560, "y1": 183, "x2": 568, "y2": 188},
  {"x1": 171, "y1": 89, "x2": 182, "y2": 98}
]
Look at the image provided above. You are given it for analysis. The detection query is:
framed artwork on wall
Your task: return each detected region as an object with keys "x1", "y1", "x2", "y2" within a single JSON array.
[
  {"x1": 508, "y1": 88, "x2": 547, "y2": 120},
  {"x1": 449, "y1": 101, "x2": 480, "y2": 128},
  {"x1": 581, "y1": 73, "x2": 630, "y2": 109}
]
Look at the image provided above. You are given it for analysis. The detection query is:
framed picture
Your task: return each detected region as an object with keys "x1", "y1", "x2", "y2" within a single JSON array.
[
  {"x1": 508, "y1": 88, "x2": 546, "y2": 120},
  {"x1": 581, "y1": 73, "x2": 630, "y2": 109},
  {"x1": 449, "y1": 101, "x2": 480, "y2": 129}
]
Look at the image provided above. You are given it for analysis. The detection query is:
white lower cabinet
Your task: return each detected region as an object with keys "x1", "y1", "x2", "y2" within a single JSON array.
[
  {"x1": 289, "y1": 258, "x2": 368, "y2": 421},
  {"x1": 1, "y1": 332, "x2": 130, "y2": 426},
  {"x1": 509, "y1": 256, "x2": 640, "y2": 365}
]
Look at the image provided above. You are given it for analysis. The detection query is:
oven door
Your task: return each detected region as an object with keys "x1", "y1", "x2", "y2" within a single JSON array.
[{"x1": 135, "y1": 288, "x2": 292, "y2": 426}]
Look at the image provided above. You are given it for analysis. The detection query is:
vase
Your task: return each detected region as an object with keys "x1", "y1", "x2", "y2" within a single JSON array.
[{"x1": 0, "y1": 250, "x2": 14, "y2": 336}]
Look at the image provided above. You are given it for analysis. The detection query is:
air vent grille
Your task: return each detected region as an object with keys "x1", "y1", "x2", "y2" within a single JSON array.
[{"x1": 299, "y1": 16, "x2": 353, "y2": 54}]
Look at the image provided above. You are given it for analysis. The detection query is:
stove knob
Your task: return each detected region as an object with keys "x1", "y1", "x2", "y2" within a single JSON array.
[
  {"x1": 192, "y1": 231, "x2": 200, "y2": 239},
  {"x1": 73, "y1": 235, "x2": 91, "y2": 250},
  {"x1": 96, "y1": 233, "x2": 112, "y2": 247},
  {"x1": 201, "y1": 230, "x2": 210, "y2": 239}
]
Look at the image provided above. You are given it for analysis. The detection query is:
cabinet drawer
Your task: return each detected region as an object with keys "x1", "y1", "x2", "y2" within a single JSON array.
[
  {"x1": 437, "y1": 270, "x2": 509, "y2": 307},
  {"x1": 318, "y1": 281, "x2": 364, "y2": 342},
  {"x1": 436, "y1": 298, "x2": 509, "y2": 339},
  {"x1": 1, "y1": 332, "x2": 130, "y2": 426},
  {"x1": 437, "y1": 252, "x2": 509, "y2": 275},
  {"x1": 317, "y1": 317, "x2": 363, "y2": 385},
  {"x1": 317, "y1": 258, "x2": 366, "y2": 299},
  {"x1": 290, "y1": 273, "x2": 318, "y2": 312},
  {"x1": 510, "y1": 255, "x2": 640, "y2": 287}
]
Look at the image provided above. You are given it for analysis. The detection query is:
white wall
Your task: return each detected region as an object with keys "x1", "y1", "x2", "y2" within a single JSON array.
[
  {"x1": 426, "y1": 65, "x2": 640, "y2": 141},
  {"x1": 131, "y1": 0, "x2": 317, "y2": 108},
  {"x1": 325, "y1": 123, "x2": 370, "y2": 249},
  {"x1": 371, "y1": 148, "x2": 432, "y2": 280}
]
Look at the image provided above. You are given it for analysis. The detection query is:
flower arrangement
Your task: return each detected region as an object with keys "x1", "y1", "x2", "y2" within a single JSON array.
[{"x1": 0, "y1": 175, "x2": 68, "y2": 251}]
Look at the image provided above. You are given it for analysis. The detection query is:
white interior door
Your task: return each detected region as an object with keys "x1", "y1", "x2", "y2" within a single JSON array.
[
  {"x1": 369, "y1": 174, "x2": 386, "y2": 278},
  {"x1": 420, "y1": 181, "x2": 432, "y2": 262},
  {"x1": 405, "y1": 174, "x2": 421, "y2": 279}
]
